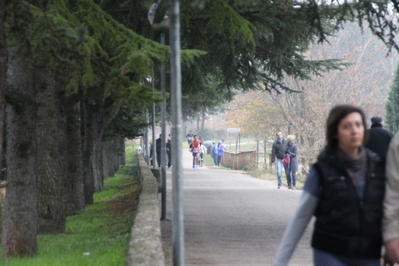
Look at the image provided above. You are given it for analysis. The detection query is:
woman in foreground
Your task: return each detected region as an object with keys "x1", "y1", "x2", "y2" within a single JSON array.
[{"x1": 273, "y1": 105, "x2": 386, "y2": 266}]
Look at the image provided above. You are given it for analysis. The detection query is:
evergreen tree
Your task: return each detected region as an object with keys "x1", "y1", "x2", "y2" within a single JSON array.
[
  {"x1": 386, "y1": 64, "x2": 399, "y2": 133},
  {"x1": 103, "y1": 0, "x2": 399, "y2": 120},
  {"x1": 2, "y1": 0, "x2": 200, "y2": 256},
  {"x1": 0, "y1": 0, "x2": 5, "y2": 246}
]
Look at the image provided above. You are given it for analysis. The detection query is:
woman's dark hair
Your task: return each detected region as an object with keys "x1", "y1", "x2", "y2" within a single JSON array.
[{"x1": 326, "y1": 105, "x2": 368, "y2": 151}]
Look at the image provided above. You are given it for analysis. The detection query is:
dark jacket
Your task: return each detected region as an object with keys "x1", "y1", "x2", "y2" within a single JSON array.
[
  {"x1": 365, "y1": 122, "x2": 393, "y2": 159},
  {"x1": 166, "y1": 141, "x2": 171, "y2": 154},
  {"x1": 285, "y1": 142, "x2": 298, "y2": 172},
  {"x1": 156, "y1": 138, "x2": 162, "y2": 153},
  {"x1": 271, "y1": 139, "x2": 287, "y2": 162},
  {"x1": 311, "y1": 148, "x2": 385, "y2": 259}
]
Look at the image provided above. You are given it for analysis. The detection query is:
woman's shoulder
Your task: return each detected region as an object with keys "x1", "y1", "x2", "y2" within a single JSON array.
[
  {"x1": 304, "y1": 165, "x2": 323, "y2": 197},
  {"x1": 316, "y1": 147, "x2": 333, "y2": 161}
]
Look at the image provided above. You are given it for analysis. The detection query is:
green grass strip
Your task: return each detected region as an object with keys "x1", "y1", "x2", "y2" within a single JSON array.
[{"x1": 2, "y1": 145, "x2": 141, "y2": 266}]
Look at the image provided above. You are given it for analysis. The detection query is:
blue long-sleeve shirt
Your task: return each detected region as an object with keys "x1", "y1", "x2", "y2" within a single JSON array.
[{"x1": 218, "y1": 144, "x2": 224, "y2": 156}]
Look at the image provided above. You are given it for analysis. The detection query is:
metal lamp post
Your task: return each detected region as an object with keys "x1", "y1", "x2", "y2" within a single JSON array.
[
  {"x1": 148, "y1": 1, "x2": 185, "y2": 264},
  {"x1": 148, "y1": 1, "x2": 168, "y2": 221},
  {"x1": 169, "y1": 0, "x2": 185, "y2": 264}
]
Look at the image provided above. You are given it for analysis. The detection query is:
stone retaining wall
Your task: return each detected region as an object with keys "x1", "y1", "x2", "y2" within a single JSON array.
[{"x1": 126, "y1": 155, "x2": 165, "y2": 266}]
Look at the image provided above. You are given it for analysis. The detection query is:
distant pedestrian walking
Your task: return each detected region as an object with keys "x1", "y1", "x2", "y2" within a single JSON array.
[
  {"x1": 191, "y1": 135, "x2": 200, "y2": 170},
  {"x1": 217, "y1": 141, "x2": 225, "y2": 167},
  {"x1": 284, "y1": 135, "x2": 298, "y2": 190},
  {"x1": 166, "y1": 138, "x2": 172, "y2": 169},
  {"x1": 149, "y1": 141, "x2": 155, "y2": 167},
  {"x1": 271, "y1": 132, "x2": 287, "y2": 189},
  {"x1": 200, "y1": 141, "x2": 206, "y2": 167},
  {"x1": 156, "y1": 134, "x2": 162, "y2": 168},
  {"x1": 212, "y1": 141, "x2": 218, "y2": 166},
  {"x1": 186, "y1": 131, "x2": 193, "y2": 145},
  {"x1": 365, "y1": 116, "x2": 393, "y2": 159}
]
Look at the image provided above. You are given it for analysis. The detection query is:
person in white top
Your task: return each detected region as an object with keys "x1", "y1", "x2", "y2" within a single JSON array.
[
  {"x1": 383, "y1": 129, "x2": 399, "y2": 264},
  {"x1": 200, "y1": 142, "x2": 206, "y2": 167}
]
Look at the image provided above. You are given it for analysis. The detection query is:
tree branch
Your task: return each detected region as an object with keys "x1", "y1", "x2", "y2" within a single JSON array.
[{"x1": 101, "y1": 100, "x2": 123, "y2": 128}]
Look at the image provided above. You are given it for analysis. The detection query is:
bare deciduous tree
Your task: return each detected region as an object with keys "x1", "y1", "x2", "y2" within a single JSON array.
[
  {"x1": 223, "y1": 23, "x2": 397, "y2": 170},
  {"x1": 270, "y1": 23, "x2": 398, "y2": 168}
]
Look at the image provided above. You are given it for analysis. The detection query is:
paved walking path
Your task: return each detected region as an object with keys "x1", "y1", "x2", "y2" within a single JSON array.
[{"x1": 161, "y1": 151, "x2": 313, "y2": 266}]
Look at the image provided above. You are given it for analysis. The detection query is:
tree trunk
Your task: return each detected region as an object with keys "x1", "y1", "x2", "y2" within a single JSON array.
[
  {"x1": 111, "y1": 140, "x2": 118, "y2": 176},
  {"x1": 103, "y1": 140, "x2": 114, "y2": 177},
  {"x1": 85, "y1": 106, "x2": 105, "y2": 193},
  {"x1": 113, "y1": 139, "x2": 121, "y2": 173},
  {"x1": 102, "y1": 141, "x2": 110, "y2": 179},
  {"x1": 0, "y1": 0, "x2": 7, "y2": 246},
  {"x1": 82, "y1": 100, "x2": 122, "y2": 200},
  {"x1": 92, "y1": 125, "x2": 104, "y2": 192},
  {"x1": 82, "y1": 100, "x2": 94, "y2": 205},
  {"x1": 35, "y1": 68, "x2": 66, "y2": 234},
  {"x1": 102, "y1": 139, "x2": 122, "y2": 178},
  {"x1": 119, "y1": 138, "x2": 125, "y2": 166},
  {"x1": 201, "y1": 110, "x2": 205, "y2": 132},
  {"x1": 64, "y1": 102, "x2": 84, "y2": 215},
  {"x1": 4, "y1": 55, "x2": 38, "y2": 257},
  {"x1": 92, "y1": 101, "x2": 122, "y2": 191}
]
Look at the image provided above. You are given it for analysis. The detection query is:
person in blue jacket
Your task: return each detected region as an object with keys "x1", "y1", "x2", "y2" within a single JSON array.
[
  {"x1": 211, "y1": 141, "x2": 217, "y2": 166},
  {"x1": 217, "y1": 141, "x2": 225, "y2": 167}
]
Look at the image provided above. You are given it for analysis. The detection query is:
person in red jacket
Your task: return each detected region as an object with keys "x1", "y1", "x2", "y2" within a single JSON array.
[{"x1": 191, "y1": 135, "x2": 200, "y2": 170}]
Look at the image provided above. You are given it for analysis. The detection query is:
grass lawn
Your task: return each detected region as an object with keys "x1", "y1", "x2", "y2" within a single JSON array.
[
  {"x1": 2, "y1": 146, "x2": 141, "y2": 266},
  {"x1": 203, "y1": 153, "x2": 215, "y2": 167},
  {"x1": 201, "y1": 153, "x2": 239, "y2": 171}
]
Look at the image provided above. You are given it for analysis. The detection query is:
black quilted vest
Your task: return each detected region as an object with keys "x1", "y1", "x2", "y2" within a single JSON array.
[{"x1": 311, "y1": 149, "x2": 385, "y2": 259}]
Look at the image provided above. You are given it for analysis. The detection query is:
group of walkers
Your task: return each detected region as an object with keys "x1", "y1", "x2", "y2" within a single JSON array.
[
  {"x1": 149, "y1": 134, "x2": 172, "y2": 169},
  {"x1": 273, "y1": 104, "x2": 399, "y2": 266},
  {"x1": 271, "y1": 132, "x2": 298, "y2": 190},
  {"x1": 186, "y1": 131, "x2": 225, "y2": 169},
  {"x1": 210, "y1": 141, "x2": 225, "y2": 167},
  {"x1": 148, "y1": 131, "x2": 226, "y2": 170}
]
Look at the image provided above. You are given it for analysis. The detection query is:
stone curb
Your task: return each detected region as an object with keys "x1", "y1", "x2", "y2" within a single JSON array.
[{"x1": 126, "y1": 155, "x2": 165, "y2": 266}]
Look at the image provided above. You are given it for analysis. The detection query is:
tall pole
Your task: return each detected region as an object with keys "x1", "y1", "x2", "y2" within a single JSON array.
[
  {"x1": 145, "y1": 109, "x2": 150, "y2": 165},
  {"x1": 147, "y1": 2, "x2": 159, "y2": 170},
  {"x1": 160, "y1": 33, "x2": 167, "y2": 220},
  {"x1": 152, "y1": 73, "x2": 156, "y2": 169},
  {"x1": 147, "y1": 1, "x2": 167, "y2": 220},
  {"x1": 170, "y1": 0, "x2": 185, "y2": 265}
]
